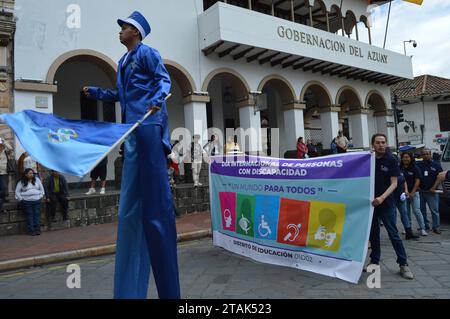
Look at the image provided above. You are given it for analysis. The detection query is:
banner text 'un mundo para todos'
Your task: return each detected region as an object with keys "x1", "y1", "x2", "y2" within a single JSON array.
[{"x1": 209, "y1": 152, "x2": 375, "y2": 283}]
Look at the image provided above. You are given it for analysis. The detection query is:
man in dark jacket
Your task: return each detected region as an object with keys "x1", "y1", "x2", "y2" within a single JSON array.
[{"x1": 44, "y1": 170, "x2": 69, "y2": 223}]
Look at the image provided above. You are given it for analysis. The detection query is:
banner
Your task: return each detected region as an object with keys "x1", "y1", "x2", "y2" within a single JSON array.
[{"x1": 209, "y1": 152, "x2": 375, "y2": 283}]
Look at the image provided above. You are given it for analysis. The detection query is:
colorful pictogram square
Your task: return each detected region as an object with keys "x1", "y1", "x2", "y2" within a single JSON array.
[
  {"x1": 254, "y1": 195, "x2": 280, "y2": 241},
  {"x1": 277, "y1": 198, "x2": 310, "y2": 246},
  {"x1": 306, "y1": 201, "x2": 346, "y2": 252},
  {"x1": 219, "y1": 192, "x2": 236, "y2": 232},
  {"x1": 236, "y1": 194, "x2": 256, "y2": 237}
]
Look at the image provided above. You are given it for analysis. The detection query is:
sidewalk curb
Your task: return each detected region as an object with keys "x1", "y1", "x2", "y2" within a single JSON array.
[{"x1": 0, "y1": 229, "x2": 212, "y2": 273}]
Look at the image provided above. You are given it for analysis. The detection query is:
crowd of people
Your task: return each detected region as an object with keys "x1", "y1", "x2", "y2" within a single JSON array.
[{"x1": 3, "y1": 129, "x2": 448, "y2": 254}]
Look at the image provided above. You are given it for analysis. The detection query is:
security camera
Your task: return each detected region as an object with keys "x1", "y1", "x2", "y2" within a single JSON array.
[{"x1": 412, "y1": 41, "x2": 417, "y2": 48}]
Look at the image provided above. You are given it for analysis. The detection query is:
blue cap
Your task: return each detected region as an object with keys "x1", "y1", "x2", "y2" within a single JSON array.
[{"x1": 117, "y1": 11, "x2": 151, "y2": 40}]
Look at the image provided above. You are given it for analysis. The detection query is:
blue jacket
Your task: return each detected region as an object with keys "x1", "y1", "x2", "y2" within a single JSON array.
[
  {"x1": 87, "y1": 42, "x2": 172, "y2": 153},
  {"x1": 88, "y1": 42, "x2": 171, "y2": 124}
]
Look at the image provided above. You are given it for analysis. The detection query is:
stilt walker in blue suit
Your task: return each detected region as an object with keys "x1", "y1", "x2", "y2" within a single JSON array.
[{"x1": 83, "y1": 11, "x2": 180, "y2": 299}]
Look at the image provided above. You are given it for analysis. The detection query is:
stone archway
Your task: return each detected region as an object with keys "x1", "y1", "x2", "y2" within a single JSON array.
[
  {"x1": 366, "y1": 90, "x2": 388, "y2": 113},
  {"x1": 47, "y1": 49, "x2": 117, "y2": 85},
  {"x1": 300, "y1": 80, "x2": 333, "y2": 123},
  {"x1": 366, "y1": 90, "x2": 389, "y2": 144},
  {"x1": 203, "y1": 68, "x2": 257, "y2": 153},
  {"x1": 336, "y1": 86, "x2": 363, "y2": 146},
  {"x1": 48, "y1": 50, "x2": 119, "y2": 184},
  {"x1": 202, "y1": 68, "x2": 251, "y2": 101},
  {"x1": 257, "y1": 75, "x2": 297, "y2": 156},
  {"x1": 164, "y1": 60, "x2": 197, "y2": 97},
  {"x1": 336, "y1": 86, "x2": 363, "y2": 114},
  {"x1": 164, "y1": 60, "x2": 197, "y2": 137},
  {"x1": 300, "y1": 81, "x2": 334, "y2": 151},
  {"x1": 336, "y1": 86, "x2": 371, "y2": 149}
]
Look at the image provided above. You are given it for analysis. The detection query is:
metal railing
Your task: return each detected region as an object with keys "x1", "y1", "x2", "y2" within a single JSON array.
[{"x1": 0, "y1": 0, "x2": 14, "y2": 13}]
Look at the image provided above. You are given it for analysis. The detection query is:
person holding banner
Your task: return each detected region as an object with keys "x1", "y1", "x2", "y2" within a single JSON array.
[
  {"x1": 370, "y1": 134, "x2": 414, "y2": 280},
  {"x1": 83, "y1": 11, "x2": 180, "y2": 299}
]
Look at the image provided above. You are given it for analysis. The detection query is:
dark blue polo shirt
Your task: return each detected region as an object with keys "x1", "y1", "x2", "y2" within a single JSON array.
[
  {"x1": 375, "y1": 152, "x2": 400, "y2": 208},
  {"x1": 400, "y1": 165, "x2": 422, "y2": 192},
  {"x1": 416, "y1": 160, "x2": 443, "y2": 191}
]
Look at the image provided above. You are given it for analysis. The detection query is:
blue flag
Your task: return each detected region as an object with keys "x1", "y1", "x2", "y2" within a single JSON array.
[{"x1": 0, "y1": 110, "x2": 133, "y2": 177}]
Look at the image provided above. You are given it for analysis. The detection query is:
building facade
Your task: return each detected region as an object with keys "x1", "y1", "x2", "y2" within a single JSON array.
[
  {"x1": 393, "y1": 75, "x2": 450, "y2": 153},
  {"x1": 13, "y1": 0, "x2": 413, "y2": 182},
  {"x1": 0, "y1": 0, "x2": 15, "y2": 146}
]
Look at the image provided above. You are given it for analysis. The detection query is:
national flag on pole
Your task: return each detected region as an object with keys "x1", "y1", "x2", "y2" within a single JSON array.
[{"x1": 0, "y1": 110, "x2": 133, "y2": 177}]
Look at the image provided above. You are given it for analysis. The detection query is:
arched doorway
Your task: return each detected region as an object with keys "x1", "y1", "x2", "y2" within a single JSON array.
[
  {"x1": 300, "y1": 81, "x2": 333, "y2": 151},
  {"x1": 366, "y1": 90, "x2": 390, "y2": 144},
  {"x1": 49, "y1": 50, "x2": 118, "y2": 122},
  {"x1": 164, "y1": 60, "x2": 196, "y2": 136},
  {"x1": 257, "y1": 75, "x2": 296, "y2": 157},
  {"x1": 202, "y1": 69, "x2": 257, "y2": 153},
  {"x1": 336, "y1": 86, "x2": 369, "y2": 149},
  {"x1": 336, "y1": 86, "x2": 363, "y2": 140},
  {"x1": 48, "y1": 50, "x2": 119, "y2": 183}
]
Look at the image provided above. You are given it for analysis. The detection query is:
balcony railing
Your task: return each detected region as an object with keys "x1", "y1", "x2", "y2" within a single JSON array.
[
  {"x1": 203, "y1": 0, "x2": 372, "y2": 44},
  {"x1": 200, "y1": 2, "x2": 413, "y2": 84},
  {"x1": 0, "y1": 0, "x2": 14, "y2": 13}
]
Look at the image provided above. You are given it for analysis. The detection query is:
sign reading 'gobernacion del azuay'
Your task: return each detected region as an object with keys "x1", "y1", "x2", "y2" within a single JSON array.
[
  {"x1": 200, "y1": 2, "x2": 413, "y2": 79},
  {"x1": 277, "y1": 25, "x2": 388, "y2": 64}
]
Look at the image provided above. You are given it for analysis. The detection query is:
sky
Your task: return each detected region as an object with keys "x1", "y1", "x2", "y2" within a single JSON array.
[{"x1": 366, "y1": 0, "x2": 450, "y2": 79}]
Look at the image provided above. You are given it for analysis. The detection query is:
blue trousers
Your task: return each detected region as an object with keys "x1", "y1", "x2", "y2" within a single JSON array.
[
  {"x1": 22, "y1": 200, "x2": 41, "y2": 234},
  {"x1": 370, "y1": 205, "x2": 408, "y2": 266},
  {"x1": 395, "y1": 197, "x2": 411, "y2": 230},
  {"x1": 114, "y1": 123, "x2": 180, "y2": 299},
  {"x1": 419, "y1": 192, "x2": 440, "y2": 230}
]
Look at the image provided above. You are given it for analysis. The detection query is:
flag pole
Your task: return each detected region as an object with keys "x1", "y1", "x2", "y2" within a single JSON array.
[
  {"x1": 383, "y1": 0, "x2": 392, "y2": 49},
  {"x1": 85, "y1": 93, "x2": 172, "y2": 175}
]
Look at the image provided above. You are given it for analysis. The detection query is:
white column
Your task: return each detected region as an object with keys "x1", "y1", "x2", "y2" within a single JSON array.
[
  {"x1": 237, "y1": 100, "x2": 262, "y2": 154},
  {"x1": 183, "y1": 95, "x2": 210, "y2": 147},
  {"x1": 283, "y1": 103, "x2": 306, "y2": 150},
  {"x1": 348, "y1": 109, "x2": 370, "y2": 149},
  {"x1": 375, "y1": 110, "x2": 396, "y2": 148},
  {"x1": 319, "y1": 105, "x2": 341, "y2": 149}
]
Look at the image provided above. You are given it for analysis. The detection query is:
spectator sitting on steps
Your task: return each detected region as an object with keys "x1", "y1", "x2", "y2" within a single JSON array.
[{"x1": 44, "y1": 170, "x2": 69, "y2": 223}]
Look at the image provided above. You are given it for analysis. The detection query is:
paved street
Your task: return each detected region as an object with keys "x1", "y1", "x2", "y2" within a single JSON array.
[{"x1": 1, "y1": 224, "x2": 450, "y2": 299}]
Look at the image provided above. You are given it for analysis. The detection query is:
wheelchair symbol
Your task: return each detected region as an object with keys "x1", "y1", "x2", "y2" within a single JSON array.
[{"x1": 257, "y1": 214, "x2": 272, "y2": 238}]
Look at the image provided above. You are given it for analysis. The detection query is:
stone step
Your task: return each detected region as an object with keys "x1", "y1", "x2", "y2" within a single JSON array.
[{"x1": 47, "y1": 220, "x2": 71, "y2": 231}]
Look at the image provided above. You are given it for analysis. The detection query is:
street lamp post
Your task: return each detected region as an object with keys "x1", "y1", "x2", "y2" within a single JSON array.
[{"x1": 392, "y1": 94, "x2": 400, "y2": 151}]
